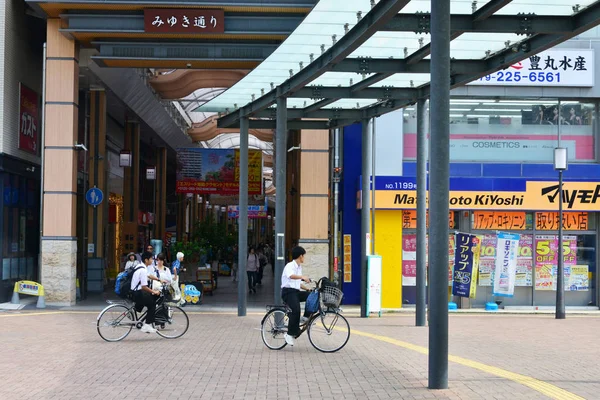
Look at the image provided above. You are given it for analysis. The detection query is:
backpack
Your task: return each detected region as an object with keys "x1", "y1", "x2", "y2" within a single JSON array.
[
  {"x1": 259, "y1": 254, "x2": 267, "y2": 268},
  {"x1": 115, "y1": 266, "x2": 144, "y2": 299}
]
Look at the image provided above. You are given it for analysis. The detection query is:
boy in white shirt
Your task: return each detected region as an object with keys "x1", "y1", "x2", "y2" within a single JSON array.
[
  {"x1": 281, "y1": 246, "x2": 312, "y2": 346},
  {"x1": 131, "y1": 251, "x2": 162, "y2": 333}
]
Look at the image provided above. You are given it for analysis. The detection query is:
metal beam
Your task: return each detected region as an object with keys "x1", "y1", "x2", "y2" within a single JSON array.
[
  {"x1": 332, "y1": 58, "x2": 485, "y2": 75},
  {"x1": 92, "y1": 41, "x2": 280, "y2": 61},
  {"x1": 383, "y1": 14, "x2": 573, "y2": 35},
  {"x1": 253, "y1": 108, "x2": 363, "y2": 120},
  {"x1": 218, "y1": 0, "x2": 412, "y2": 127},
  {"x1": 290, "y1": 86, "x2": 419, "y2": 100},
  {"x1": 221, "y1": 119, "x2": 331, "y2": 130},
  {"x1": 61, "y1": 13, "x2": 306, "y2": 36},
  {"x1": 238, "y1": 114, "x2": 249, "y2": 317},
  {"x1": 472, "y1": 0, "x2": 513, "y2": 22},
  {"x1": 274, "y1": 96, "x2": 287, "y2": 305}
]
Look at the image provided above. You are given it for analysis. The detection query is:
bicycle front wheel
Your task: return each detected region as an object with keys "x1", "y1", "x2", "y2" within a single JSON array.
[
  {"x1": 97, "y1": 304, "x2": 134, "y2": 342},
  {"x1": 307, "y1": 311, "x2": 350, "y2": 353},
  {"x1": 156, "y1": 306, "x2": 189, "y2": 339},
  {"x1": 261, "y1": 309, "x2": 288, "y2": 350}
]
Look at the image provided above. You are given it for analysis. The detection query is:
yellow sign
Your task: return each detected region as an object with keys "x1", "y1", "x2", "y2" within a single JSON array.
[
  {"x1": 535, "y1": 212, "x2": 589, "y2": 230},
  {"x1": 343, "y1": 234, "x2": 352, "y2": 283},
  {"x1": 375, "y1": 181, "x2": 600, "y2": 211},
  {"x1": 14, "y1": 280, "x2": 44, "y2": 297},
  {"x1": 401, "y1": 210, "x2": 455, "y2": 229},
  {"x1": 472, "y1": 211, "x2": 527, "y2": 230}
]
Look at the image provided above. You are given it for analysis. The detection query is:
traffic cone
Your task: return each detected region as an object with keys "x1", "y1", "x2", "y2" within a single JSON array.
[
  {"x1": 11, "y1": 291, "x2": 19, "y2": 305},
  {"x1": 36, "y1": 295, "x2": 46, "y2": 309}
]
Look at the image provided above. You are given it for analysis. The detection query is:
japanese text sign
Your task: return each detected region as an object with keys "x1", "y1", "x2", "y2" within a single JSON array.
[
  {"x1": 402, "y1": 210, "x2": 455, "y2": 229},
  {"x1": 535, "y1": 235, "x2": 577, "y2": 291},
  {"x1": 493, "y1": 232, "x2": 520, "y2": 297},
  {"x1": 473, "y1": 211, "x2": 527, "y2": 230},
  {"x1": 535, "y1": 212, "x2": 588, "y2": 230},
  {"x1": 343, "y1": 235, "x2": 352, "y2": 283},
  {"x1": 144, "y1": 9, "x2": 224, "y2": 33},
  {"x1": 469, "y1": 50, "x2": 594, "y2": 87},
  {"x1": 18, "y1": 84, "x2": 39, "y2": 155},
  {"x1": 451, "y1": 233, "x2": 481, "y2": 298}
]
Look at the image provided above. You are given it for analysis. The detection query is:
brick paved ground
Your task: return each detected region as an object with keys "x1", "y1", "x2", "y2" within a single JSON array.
[{"x1": 1, "y1": 309, "x2": 598, "y2": 400}]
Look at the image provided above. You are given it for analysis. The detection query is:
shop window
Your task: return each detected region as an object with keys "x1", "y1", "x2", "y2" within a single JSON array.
[{"x1": 403, "y1": 99, "x2": 596, "y2": 162}]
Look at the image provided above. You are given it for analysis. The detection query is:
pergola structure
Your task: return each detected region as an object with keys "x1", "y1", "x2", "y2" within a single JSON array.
[{"x1": 194, "y1": 0, "x2": 600, "y2": 389}]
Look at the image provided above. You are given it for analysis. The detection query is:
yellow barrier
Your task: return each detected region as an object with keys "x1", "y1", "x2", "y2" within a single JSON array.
[{"x1": 12, "y1": 281, "x2": 45, "y2": 308}]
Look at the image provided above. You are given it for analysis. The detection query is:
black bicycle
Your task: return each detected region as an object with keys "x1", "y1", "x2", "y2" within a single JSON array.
[
  {"x1": 260, "y1": 280, "x2": 350, "y2": 353},
  {"x1": 97, "y1": 286, "x2": 189, "y2": 342}
]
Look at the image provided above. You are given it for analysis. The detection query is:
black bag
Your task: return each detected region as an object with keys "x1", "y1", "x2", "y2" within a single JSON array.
[
  {"x1": 259, "y1": 254, "x2": 267, "y2": 268},
  {"x1": 115, "y1": 266, "x2": 144, "y2": 299}
]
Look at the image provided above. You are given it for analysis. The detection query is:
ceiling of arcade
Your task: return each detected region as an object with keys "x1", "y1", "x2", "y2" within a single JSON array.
[{"x1": 27, "y1": 0, "x2": 316, "y2": 157}]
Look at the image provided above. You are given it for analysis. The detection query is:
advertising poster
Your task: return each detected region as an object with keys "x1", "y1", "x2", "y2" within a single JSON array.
[
  {"x1": 493, "y1": 232, "x2": 520, "y2": 297},
  {"x1": 176, "y1": 148, "x2": 262, "y2": 195},
  {"x1": 401, "y1": 234, "x2": 456, "y2": 287},
  {"x1": 534, "y1": 235, "x2": 577, "y2": 290},
  {"x1": 227, "y1": 205, "x2": 267, "y2": 219},
  {"x1": 479, "y1": 234, "x2": 533, "y2": 287},
  {"x1": 567, "y1": 265, "x2": 589, "y2": 291},
  {"x1": 401, "y1": 234, "x2": 417, "y2": 286},
  {"x1": 452, "y1": 233, "x2": 481, "y2": 298}
]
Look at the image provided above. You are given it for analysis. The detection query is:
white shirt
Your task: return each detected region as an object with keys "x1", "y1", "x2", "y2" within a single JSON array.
[
  {"x1": 130, "y1": 265, "x2": 148, "y2": 291},
  {"x1": 147, "y1": 265, "x2": 172, "y2": 283},
  {"x1": 281, "y1": 260, "x2": 302, "y2": 290}
]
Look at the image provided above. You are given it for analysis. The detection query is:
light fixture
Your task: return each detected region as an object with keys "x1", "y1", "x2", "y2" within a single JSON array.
[
  {"x1": 553, "y1": 148, "x2": 568, "y2": 171},
  {"x1": 119, "y1": 150, "x2": 132, "y2": 167},
  {"x1": 146, "y1": 167, "x2": 156, "y2": 180}
]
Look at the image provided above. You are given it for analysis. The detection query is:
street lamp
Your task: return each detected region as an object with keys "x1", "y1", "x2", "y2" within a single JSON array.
[{"x1": 554, "y1": 147, "x2": 568, "y2": 320}]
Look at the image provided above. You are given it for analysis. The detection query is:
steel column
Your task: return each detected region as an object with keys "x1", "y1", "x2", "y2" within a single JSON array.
[
  {"x1": 238, "y1": 114, "x2": 249, "y2": 316},
  {"x1": 416, "y1": 99, "x2": 428, "y2": 327},
  {"x1": 274, "y1": 96, "x2": 287, "y2": 304},
  {"x1": 360, "y1": 119, "x2": 372, "y2": 318},
  {"x1": 428, "y1": 0, "x2": 451, "y2": 389},
  {"x1": 556, "y1": 169, "x2": 565, "y2": 319},
  {"x1": 333, "y1": 127, "x2": 341, "y2": 285}
]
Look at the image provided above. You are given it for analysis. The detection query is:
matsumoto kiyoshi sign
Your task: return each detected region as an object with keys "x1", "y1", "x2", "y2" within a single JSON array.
[
  {"x1": 468, "y1": 49, "x2": 594, "y2": 87},
  {"x1": 374, "y1": 181, "x2": 600, "y2": 211}
]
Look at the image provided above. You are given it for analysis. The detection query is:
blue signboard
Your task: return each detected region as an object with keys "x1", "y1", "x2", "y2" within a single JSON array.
[{"x1": 86, "y1": 187, "x2": 104, "y2": 207}]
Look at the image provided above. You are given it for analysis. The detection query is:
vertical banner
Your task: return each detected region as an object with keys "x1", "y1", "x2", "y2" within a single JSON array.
[
  {"x1": 448, "y1": 234, "x2": 456, "y2": 287},
  {"x1": 493, "y1": 232, "x2": 520, "y2": 297},
  {"x1": 343, "y1": 235, "x2": 352, "y2": 283},
  {"x1": 18, "y1": 84, "x2": 39, "y2": 154},
  {"x1": 535, "y1": 235, "x2": 578, "y2": 290},
  {"x1": 479, "y1": 234, "x2": 533, "y2": 287},
  {"x1": 452, "y1": 233, "x2": 481, "y2": 298}
]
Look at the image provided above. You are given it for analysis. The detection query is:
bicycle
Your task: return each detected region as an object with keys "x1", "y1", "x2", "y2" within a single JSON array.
[
  {"x1": 260, "y1": 279, "x2": 350, "y2": 353},
  {"x1": 97, "y1": 285, "x2": 189, "y2": 342}
]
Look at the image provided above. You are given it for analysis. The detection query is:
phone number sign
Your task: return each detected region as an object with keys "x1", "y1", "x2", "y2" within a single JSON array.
[{"x1": 469, "y1": 50, "x2": 594, "y2": 87}]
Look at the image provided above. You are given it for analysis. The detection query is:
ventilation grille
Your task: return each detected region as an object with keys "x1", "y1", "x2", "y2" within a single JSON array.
[
  {"x1": 112, "y1": 47, "x2": 154, "y2": 58},
  {"x1": 221, "y1": 47, "x2": 263, "y2": 59},
  {"x1": 166, "y1": 47, "x2": 210, "y2": 59}
]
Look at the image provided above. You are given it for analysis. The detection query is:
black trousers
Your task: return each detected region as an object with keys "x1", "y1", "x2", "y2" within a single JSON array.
[
  {"x1": 281, "y1": 288, "x2": 311, "y2": 337},
  {"x1": 257, "y1": 266, "x2": 264, "y2": 283},
  {"x1": 247, "y1": 271, "x2": 257, "y2": 290},
  {"x1": 133, "y1": 290, "x2": 157, "y2": 324}
]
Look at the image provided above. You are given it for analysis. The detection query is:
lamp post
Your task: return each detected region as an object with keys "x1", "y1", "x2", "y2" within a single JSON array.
[{"x1": 554, "y1": 147, "x2": 568, "y2": 320}]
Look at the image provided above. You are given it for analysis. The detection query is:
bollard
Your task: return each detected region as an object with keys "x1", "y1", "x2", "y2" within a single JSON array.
[{"x1": 11, "y1": 291, "x2": 20, "y2": 305}]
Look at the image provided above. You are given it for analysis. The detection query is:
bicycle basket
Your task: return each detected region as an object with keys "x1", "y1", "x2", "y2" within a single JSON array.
[{"x1": 320, "y1": 285, "x2": 343, "y2": 308}]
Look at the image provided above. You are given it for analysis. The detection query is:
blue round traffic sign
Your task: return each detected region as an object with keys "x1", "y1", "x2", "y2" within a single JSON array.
[{"x1": 86, "y1": 187, "x2": 104, "y2": 207}]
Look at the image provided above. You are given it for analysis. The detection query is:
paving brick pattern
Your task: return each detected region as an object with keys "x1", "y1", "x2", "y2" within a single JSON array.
[{"x1": 4, "y1": 309, "x2": 596, "y2": 400}]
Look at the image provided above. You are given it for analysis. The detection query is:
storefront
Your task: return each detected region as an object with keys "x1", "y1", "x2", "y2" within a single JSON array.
[{"x1": 377, "y1": 177, "x2": 600, "y2": 308}]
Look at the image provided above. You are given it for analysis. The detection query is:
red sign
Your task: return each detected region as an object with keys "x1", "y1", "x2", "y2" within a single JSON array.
[
  {"x1": 144, "y1": 9, "x2": 224, "y2": 33},
  {"x1": 18, "y1": 84, "x2": 39, "y2": 154}
]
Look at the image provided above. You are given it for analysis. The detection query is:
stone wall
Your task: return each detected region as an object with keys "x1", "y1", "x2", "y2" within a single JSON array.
[
  {"x1": 41, "y1": 240, "x2": 77, "y2": 306},
  {"x1": 298, "y1": 242, "x2": 329, "y2": 281}
]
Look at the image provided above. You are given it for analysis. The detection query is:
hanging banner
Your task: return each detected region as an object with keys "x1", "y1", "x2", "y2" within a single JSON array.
[
  {"x1": 493, "y1": 232, "x2": 520, "y2": 297},
  {"x1": 18, "y1": 84, "x2": 39, "y2": 154},
  {"x1": 176, "y1": 148, "x2": 263, "y2": 195},
  {"x1": 534, "y1": 235, "x2": 577, "y2": 290},
  {"x1": 479, "y1": 234, "x2": 533, "y2": 287},
  {"x1": 452, "y1": 233, "x2": 481, "y2": 298},
  {"x1": 448, "y1": 234, "x2": 455, "y2": 287}
]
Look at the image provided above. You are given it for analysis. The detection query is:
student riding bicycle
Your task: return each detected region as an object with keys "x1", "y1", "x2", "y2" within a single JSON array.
[
  {"x1": 132, "y1": 251, "x2": 167, "y2": 334},
  {"x1": 281, "y1": 246, "x2": 314, "y2": 346}
]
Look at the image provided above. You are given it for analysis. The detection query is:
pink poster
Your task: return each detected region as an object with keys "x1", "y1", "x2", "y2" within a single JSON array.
[
  {"x1": 535, "y1": 235, "x2": 577, "y2": 291},
  {"x1": 478, "y1": 234, "x2": 533, "y2": 286},
  {"x1": 402, "y1": 235, "x2": 417, "y2": 286}
]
